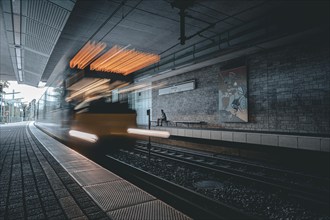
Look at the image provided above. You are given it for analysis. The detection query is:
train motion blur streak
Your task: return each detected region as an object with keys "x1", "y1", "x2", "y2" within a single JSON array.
[
  {"x1": 71, "y1": 99, "x2": 138, "y2": 143},
  {"x1": 35, "y1": 70, "x2": 141, "y2": 147},
  {"x1": 69, "y1": 130, "x2": 98, "y2": 143},
  {"x1": 36, "y1": 43, "x2": 162, "y2": 146},
  {"x1": 127, "y1": 128, "x2": 170, "y2": 138},
  {"x1": 36, "y1": 91, "x2": 139, "y2": 145}
]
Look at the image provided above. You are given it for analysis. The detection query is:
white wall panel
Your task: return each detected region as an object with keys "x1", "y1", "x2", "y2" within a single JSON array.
[
  {"x1": 279, "y1": 136, "x2": 298, "y2": 148},
  {"x1": 185, "y1": 129, "x2": 193, "y2": 137},
  {"x1": 192, "y1": 129, "x2": 202, "y2": 138},
  {"x1": 201, "y1": 130, "x2": 211, "y2": 139},
  {"x1": 298, "y1": 137, "x2": 321, "y2": 151},
  {"x1": 321, "y1": 138, "x2": 330, "y2": 152},
  {"x1": 233, "y1": 132, "x2": 246, "y2": 143},
  {"x1": 210, "y1": 131, "x2": 221, "y2": 140},
  {"x1": 261, "y1": 134, "x2": 278, "y2": 146},
  {"x1": 222, "y1": 131, "x2": 233, "y2": 141}
]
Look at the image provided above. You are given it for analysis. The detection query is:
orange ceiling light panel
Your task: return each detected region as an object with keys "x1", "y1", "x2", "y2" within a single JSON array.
[
  {"x1": 90, "y1": 45, "x2": 160, "y2": 75},
  {"x1": 70, "y1": 41, "x2": 106, "y2": 69}
]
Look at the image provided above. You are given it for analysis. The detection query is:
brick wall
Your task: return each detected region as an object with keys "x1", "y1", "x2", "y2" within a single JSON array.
[{"x1": 152, "y1": 35, "x2": 330, "y2": 135}]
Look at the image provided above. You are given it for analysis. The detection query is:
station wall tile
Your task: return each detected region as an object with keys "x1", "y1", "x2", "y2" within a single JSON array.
[
  {"x1": 279, "y1": 136, "x2": 298, "y2": 148},
  {"x1": 261, "y1": 134, "x2": 278, "y2": 146},
  {"x1": 298, "y1": 137, "x2": 321, "y2": 151},
  {"x1": 233, "y1": 132, "x2": 246, "y2": 143},
  {"x1": 321, "y1": 138, "x2": 330, "y2": 152},
  {"x1": 222, "y1": 131, "x2": 233, "y2": 141}
]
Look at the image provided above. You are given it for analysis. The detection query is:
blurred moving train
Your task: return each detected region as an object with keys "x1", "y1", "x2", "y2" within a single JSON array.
[
  {"x1": 35, "y1": 69, "x2": 169, "y2": 147},
  {"x1": 70, "y1": 99, "x2": 138, "y2": 143},
  {"x1": 35, "y1": 43, "x2": 168, "y2": 145},
  {"x1": 35, "y1": 70, "x2": 139, "y2": 145}
]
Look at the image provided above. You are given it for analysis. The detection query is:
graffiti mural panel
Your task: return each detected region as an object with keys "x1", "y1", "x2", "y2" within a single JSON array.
[{"x1": 219, "y1": 66, "x2": 248, "y2": 122}]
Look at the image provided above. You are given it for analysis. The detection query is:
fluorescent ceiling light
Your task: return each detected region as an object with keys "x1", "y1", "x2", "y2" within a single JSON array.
[
  {"x1": 15, "y1": 48, "x2": 21, "y2": 57},
  {"x1": 18, "y1": 70, "x2": 23, "y2": 81},
  {"x1": 16, "y1": 56, "x2": 21, "y2": 69},
  {"x1": 12, "y1": 0, "x2": 22, "y2": 79},
  {"x1": 11, "y1": 0, "x2": 21, "y2": 14},
  {"x1": 13, "y1": 16, "x2": 21, "y2": 45}
]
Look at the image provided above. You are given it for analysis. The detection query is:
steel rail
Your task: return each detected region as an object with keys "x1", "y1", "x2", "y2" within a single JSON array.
[
  {"x1": 136, "y1": 140, "x2": 330, "y2": 184},
  {"x1": 31, "y1": 123, "x2": 256, "y2": 219},
  {"x1": 132, "y1": 144, "x2": 330, "y2": 213}
]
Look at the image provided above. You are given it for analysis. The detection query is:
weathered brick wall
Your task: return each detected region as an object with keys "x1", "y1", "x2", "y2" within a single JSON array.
[
  {"x1": 152, "y1": 35, "x2": 330, "y2": 135},
  {"x1": 152, "y1": 64, "x2": 219, "y2": 124}
]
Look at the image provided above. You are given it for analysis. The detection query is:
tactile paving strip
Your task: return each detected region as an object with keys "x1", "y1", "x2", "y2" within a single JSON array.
[
  {"x1": 71, "y1": 168, "x2": 120, "y2": 186},
  {"x1": 84, "y1": 180, "x2": 156, "y2": 211},
  {"x1": 107, "y1": 200, "x2": 191, "y2": 220},
  {"x1": 54, "y1": 155, "x2": 82, "y2": 163},
  {"x1": 62, "y1": 160, "x2": 100, "y2": 172},
  {"x1": 41, "y1": 144, "x2": 82, "y2": 162}
]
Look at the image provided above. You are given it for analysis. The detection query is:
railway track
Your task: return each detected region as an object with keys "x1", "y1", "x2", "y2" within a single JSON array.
[
  {"x1": 104, "y1": 154, "x2": 256, "y2": 220},
  {"x1": 30, "y1": 126, "x2": 253, "y2": 219},
  {"x1": 110, "y1": 146, "x2": 329, "y2": 219},
  {"x1": 132, "y1": 140, "x2": 330, "y2": 212},
  {"x1": 31, "y1": 123, "x2": 329, "y2": 219}
]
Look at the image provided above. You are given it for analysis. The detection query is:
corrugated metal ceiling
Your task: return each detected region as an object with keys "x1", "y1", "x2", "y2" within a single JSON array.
[
  {"x1": 1, "y1": 0, "x2": 75, "y2": 86},
  {"x1": 1, "y1": 0, "x2": 328, "y2": 88}
]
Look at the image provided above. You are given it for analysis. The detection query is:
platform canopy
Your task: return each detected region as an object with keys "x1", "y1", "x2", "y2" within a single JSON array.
[{"x1": 1, "y1": 0, "x2": 329, "y2": 87}]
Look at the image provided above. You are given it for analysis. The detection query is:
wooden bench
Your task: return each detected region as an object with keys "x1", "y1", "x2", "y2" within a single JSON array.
[
  {"x1": 150, "y1": 120, "x2": 170, "y2": 126},
  {"x1": 173, "y1": 121, "x2": 207, "y2": 128}
]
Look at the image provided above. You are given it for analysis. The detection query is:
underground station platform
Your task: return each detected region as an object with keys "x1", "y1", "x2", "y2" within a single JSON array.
[{"x1": 0, "y1": 122, "x2": 190, "y2": 220}]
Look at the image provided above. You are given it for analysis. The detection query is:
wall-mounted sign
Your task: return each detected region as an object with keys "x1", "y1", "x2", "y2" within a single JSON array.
[{"x1": 159, "y1": 80, "x2": 195, "y2": 95}]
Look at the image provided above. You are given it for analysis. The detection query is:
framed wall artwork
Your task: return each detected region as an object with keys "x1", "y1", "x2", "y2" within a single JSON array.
[{"x1": 219, "y1": 66, "x2": 248, "y2": 122}]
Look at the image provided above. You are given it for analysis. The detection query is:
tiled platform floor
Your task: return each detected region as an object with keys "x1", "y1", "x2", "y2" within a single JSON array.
[
  {"x1": 0, "y1": 122, "x2": 110, "y2": 220},
  {"x1": 0, "y1": 122, "x2": 190, "y2": 220}
]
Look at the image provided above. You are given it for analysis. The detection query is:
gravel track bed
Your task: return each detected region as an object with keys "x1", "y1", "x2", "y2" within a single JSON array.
[
  {"x1": 138, "y1": 143, "x2": 329, "y2": 192},
  {"x1": 111, "y1": 149, "x2": 329, "y2": 220}
]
